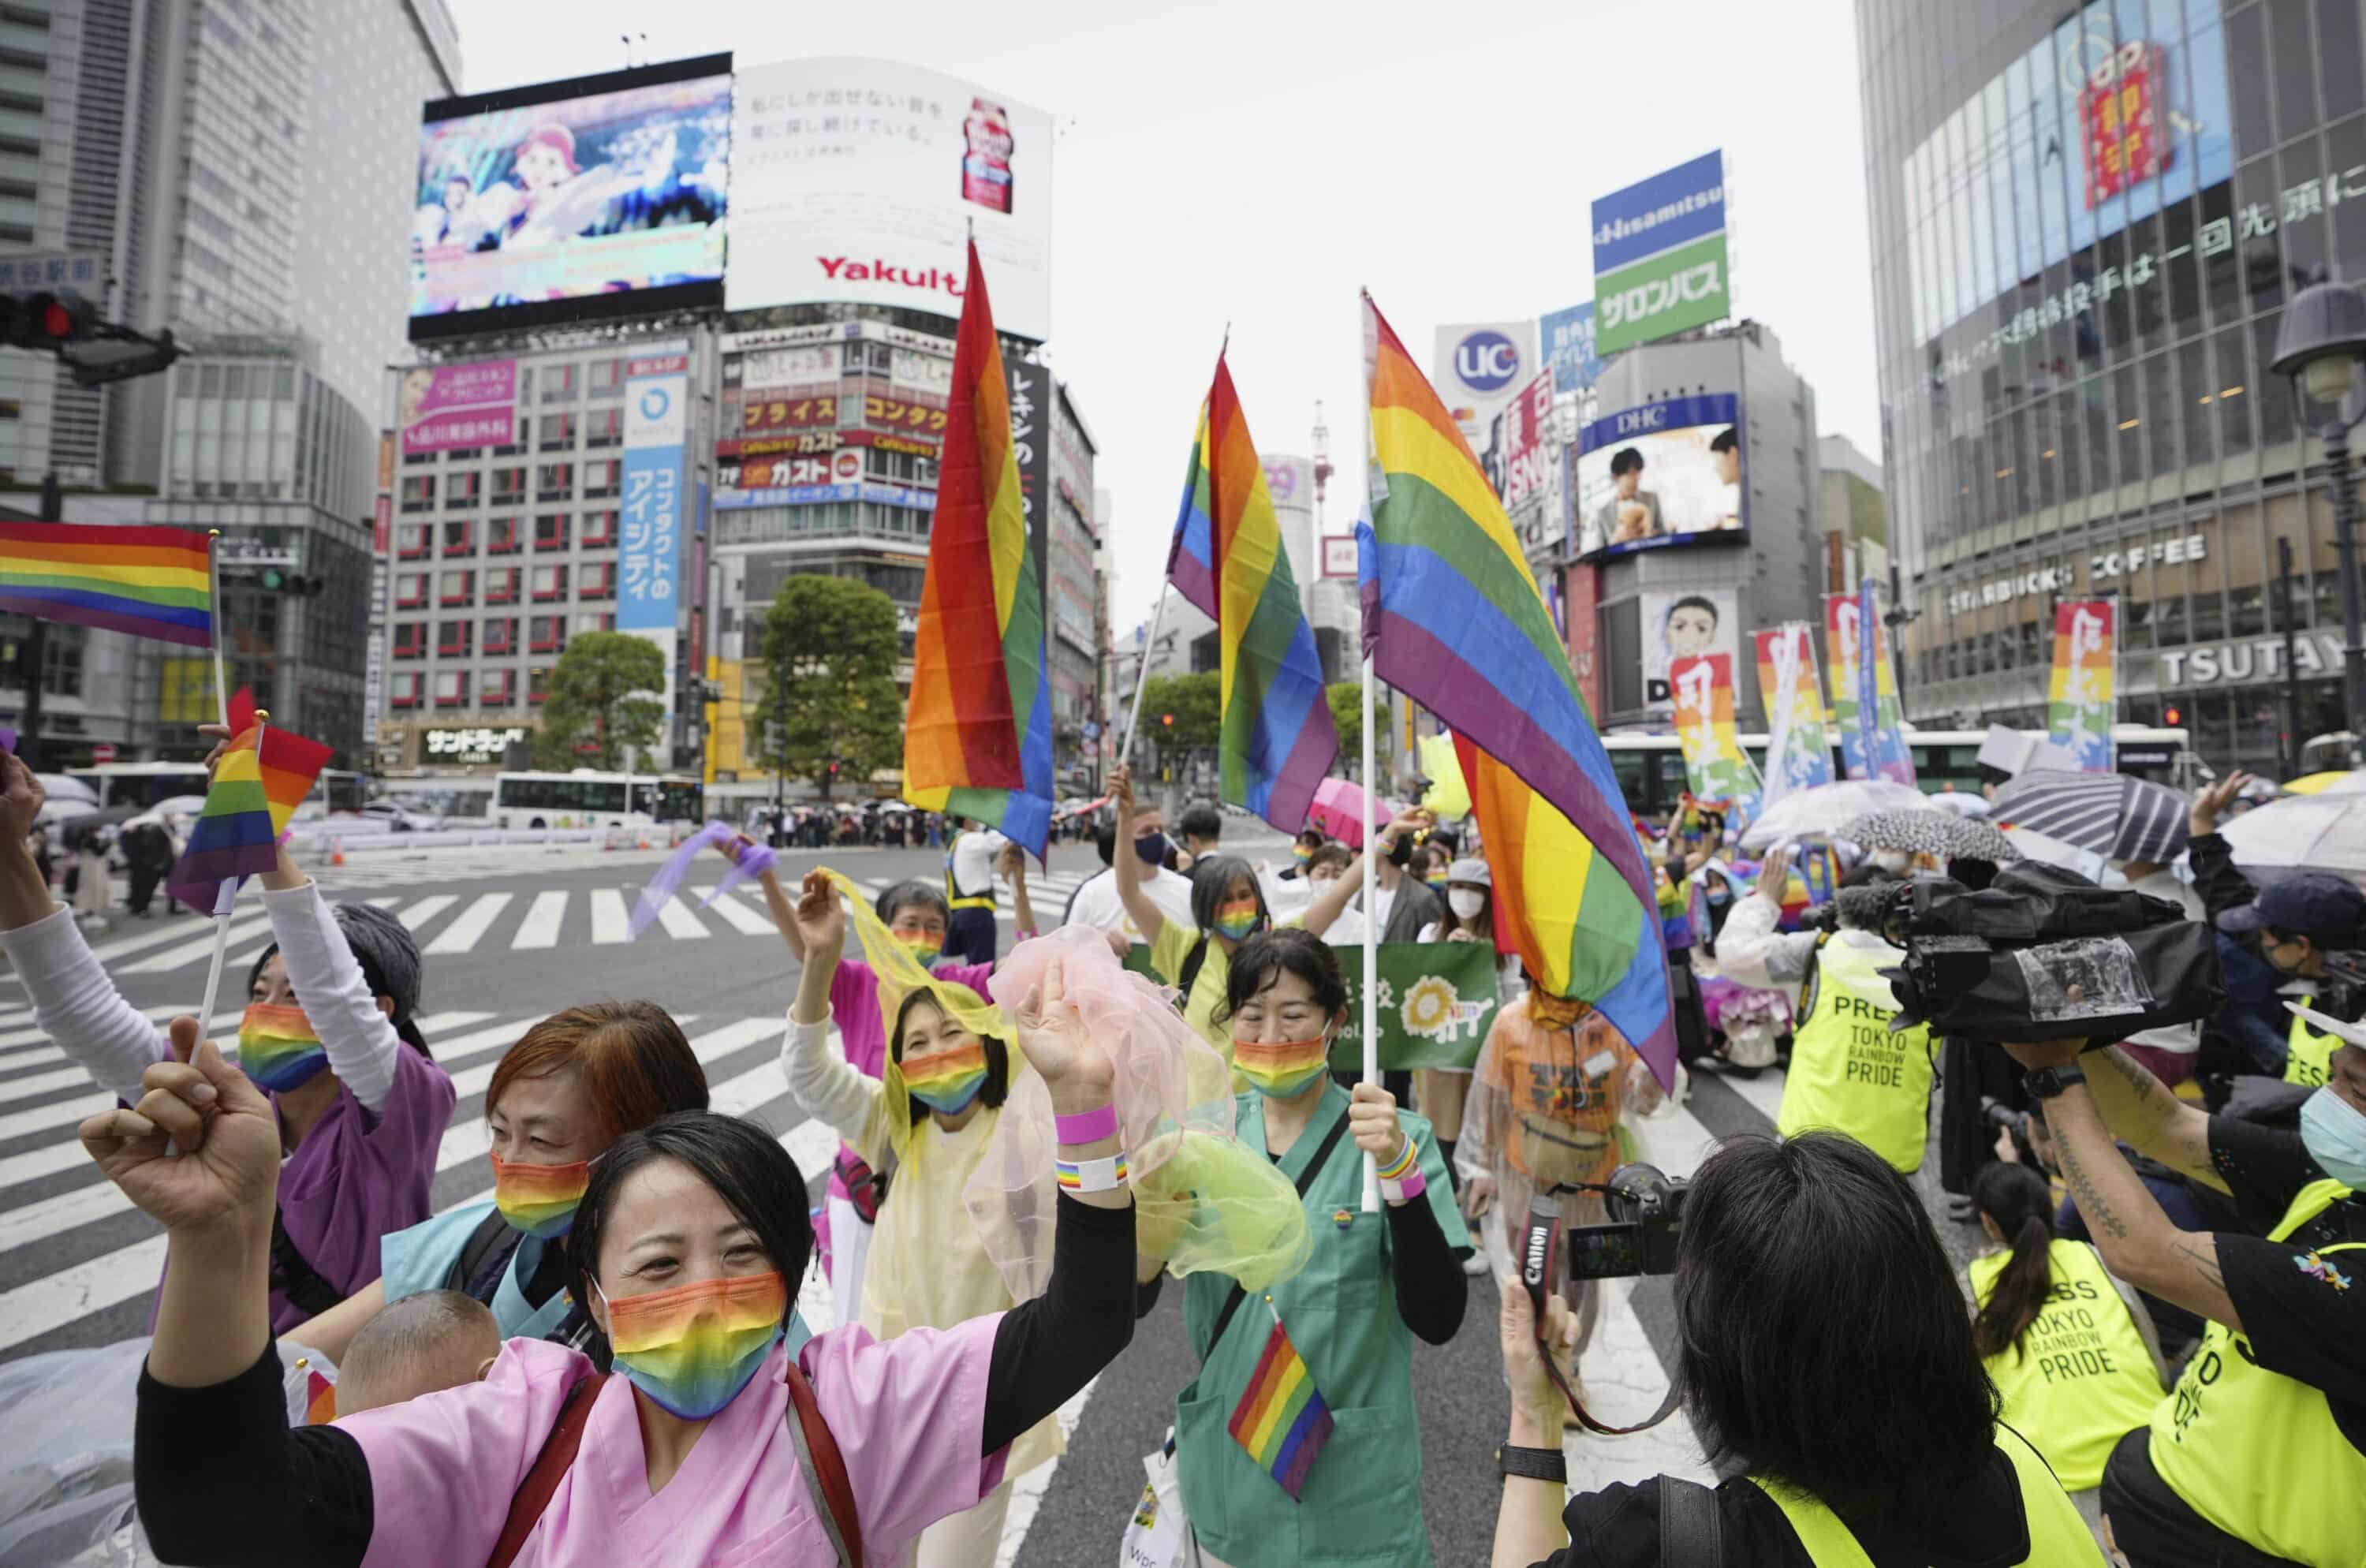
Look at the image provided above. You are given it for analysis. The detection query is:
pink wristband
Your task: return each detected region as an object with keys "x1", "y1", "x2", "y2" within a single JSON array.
[
  {"x1": 1054, "y1": 1103, "x2": 1118, "y2": 1145},
  {"x1": 1381, "y1": 1167, "x2": 1427, "y2": 1203}
]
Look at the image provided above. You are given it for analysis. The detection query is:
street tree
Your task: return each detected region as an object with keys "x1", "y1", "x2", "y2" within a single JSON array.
[
  {"x1": 532, "y1": 631, "x2": 666, "y2": 771},
  {"x1": 756, "y1": 575, "x2": 903, "y2": 799},
  {"x1": 1326, "y1": 681, "x2": 1362, "y2": 767}
]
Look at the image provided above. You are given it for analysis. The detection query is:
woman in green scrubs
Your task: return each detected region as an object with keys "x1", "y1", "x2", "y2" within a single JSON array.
[{"x1": 1170, "y1": 927, "x2": 1472, "y2": 1567}]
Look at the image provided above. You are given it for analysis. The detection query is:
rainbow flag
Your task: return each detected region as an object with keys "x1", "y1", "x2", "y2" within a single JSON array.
[
  {"x1": 1362, "y1": 294, "x2": 1675, "y2": 1088},
  {"x1": 1668, "y1": 652, "x2": 1760, "y2": 816},
  {"x1": 902, "y1": 240, "x2": 1053, "y2": 857},
  {"x1": 1228, "y1": 1309, "x2": 1333, "y2": 1499},
  {"x1": 1853, "y1": 576, "x2": 1916, "y2": 786},
  {"x1": 1167, "y1": 357, "x2": 1338, "y2": 832},
  {"x1": 1823, "y1": 592, "x2": 1869, "y2": 779},
  {"x1": 167, "y1": 726, "x2": 280, "y2": 909},
  {"x1": 304, "y1": 1369, "x2": 336, "y2": 1424},
  {"x1": 236, "y1": 1002, "x2": 327, "y2": 1092},
  {"x1": 227, "y1": 689, "x2": 334, "y2": 834},
  {"x1": 2045, "y1": 599, "x2": 2118, "y2": 771},
  {"x1": 1752, "y1": 624, "x2": 1835, "y2": 812},
  {"x1": 0, "y1": 521, "x2": 213, "y2": 647}
]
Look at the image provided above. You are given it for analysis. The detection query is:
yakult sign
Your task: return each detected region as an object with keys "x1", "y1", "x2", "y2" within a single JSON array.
[{"x1": 1432, "y1": 319, "x2": 1539, "y2": 450}]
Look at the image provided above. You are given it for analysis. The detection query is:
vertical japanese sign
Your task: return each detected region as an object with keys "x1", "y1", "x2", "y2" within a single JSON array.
[
  {"x1": 1005, "y1": 358, "x2": 1052, "y2": 633},
  {"x1": 1669, "y1": 652, "x2": 1761, "y2": 816},
  {"x1": 1538, "y1": 302, "x2": 1601, "y2": 397},
  {"x1": 1824, "y1": 592, "x2": 1867, "y2": 780},
  {"x1": 622, "y1": 353, "x2": 689, "y2": 720},
  {"x1": 365, "y1": 432, "x2": 394, "y2": 749},
  {"x1": 1498, "y1": 370, "x2": 1555, "y2": 512},
  {"x1": 2079, "y1": 43, "x2": 2166, "y2": 211},
  {"x1": 2047, "y1": 598, "x2": 2118, "y2": 771},
  {"x1": 1564, "y1": 561, "x2": 1601, "y2": 718},
  {"x1": 1752, "y1": 623, "x2": 1834, "y2": 811},
  {"x1": 1854, "y1": 577, "x2": 1916, "y2": 786}
]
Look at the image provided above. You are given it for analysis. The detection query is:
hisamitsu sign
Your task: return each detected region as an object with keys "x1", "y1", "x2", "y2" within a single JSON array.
[{"x1": 1592, "y1": 151, "x2": 1730, "y2": 357}]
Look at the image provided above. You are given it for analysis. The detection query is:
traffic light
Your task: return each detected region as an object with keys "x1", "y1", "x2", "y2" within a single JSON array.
[
  {"x1": 1161, "y1": 712, "x2": 1174, "y2": 727},
  {"x1": 256, "y1": 569, "x2": 326, "y2": 595},
  {"x1": 2, "y1": 289, "x2": 96, "y2": 352},
  {"x1": 2163, "y1": 704, "x2": 2182, "y2": 726}
]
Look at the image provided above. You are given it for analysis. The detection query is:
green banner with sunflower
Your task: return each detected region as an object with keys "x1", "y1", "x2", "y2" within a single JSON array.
[{"x1": 1324, "y1": 941, "x2": 1502, "y2": 1071}]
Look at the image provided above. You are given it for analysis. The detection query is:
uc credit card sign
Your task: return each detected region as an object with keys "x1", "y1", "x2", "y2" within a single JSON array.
[{"x1": 1592, "y1": 151, "x2": 1730, "y2": 357}]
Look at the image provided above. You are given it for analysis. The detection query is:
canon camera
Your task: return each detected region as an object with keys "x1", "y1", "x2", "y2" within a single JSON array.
[{"x1": 1524, "y1": 1163, "x2": 1690, "y2": 1288}]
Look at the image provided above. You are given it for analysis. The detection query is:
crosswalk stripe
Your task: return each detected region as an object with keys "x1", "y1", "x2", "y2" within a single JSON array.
[
  {"x1": 0, "y1": 1014, "x2": 778, "y2": 1356},
  {"x1": 589, "y1": 888, "x2": 629, "y2": 945},
  {"x1": 513, "y1": 890, "x2": 567, "y2": 950},
  {"x1": 694, "y1": 887, "x2": 778, "y2": 935},
  {"x1": 424, "y1": 893, "x2": 512, "y2": 956},
  {"x1": 116, "y1": 914, "x2": 273, "y2": 976},
  {"x1": 654, "y1": 896, "x2": 710, "y2": 940},
  {"x1": 395, "y1": 894, "x2": 457, "y2": 934}
]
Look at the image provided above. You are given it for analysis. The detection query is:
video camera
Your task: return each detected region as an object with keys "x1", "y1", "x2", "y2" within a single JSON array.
[{"x1": 1883, "y1": 862, "x2": 2224, "y2": 1044}]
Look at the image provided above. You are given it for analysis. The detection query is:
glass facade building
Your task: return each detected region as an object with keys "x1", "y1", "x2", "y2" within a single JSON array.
[{"x1": 1859, "y1": 0, "x2": 2366, "y2": 771}]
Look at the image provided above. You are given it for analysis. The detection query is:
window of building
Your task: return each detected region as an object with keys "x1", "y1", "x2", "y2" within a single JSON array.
[
  {"x1": 530, "y1": 615, "x2": 566, "y2": 653},
  {"x1": 391, "y1": 671, "x2": 420, "y2": 709},
  {"x1": 531, "y1": 564, "x2": 567, "y2": 601},
  {"x1": 491, "y1": 466, "x2": 527, "y2": 506},
  {"x1": 438, "y1": 569, "x2": 473, "y2": 606},
  {"x1": 399, "y1": 474, "x2": 435, "y2": 513},
  {"x1": 481, "y1": 669, "x2": 516, "y2": 707},
  {"x1": 444, "y1": 470, "x2": 482, "y2": 510},
  {"x1": 395, "y1": 523, "x2": 429, "y2": 559},
  {"x1": 528, "y1": 666, "x2": 551, "y2": 705},
  {"x1": 485, "y1": 566, "x2": 520, "y2": 605},
  {"x1": 392, "y1": 623, "x2": 425, "y2": 659},
  {"x1": 432, "y1": 668, "x2": 469, "y2": 707},
  {"x1": 539, "y1": 364, "x2": 578, "y2": 404},
  {"x1": 440, "y1": 519, "x2": 472, "y2": 555},
  {"x1": 584, "y1": 458, "x2": 621, "y2": 498},
  {"x1": 588, "y1": 358, "x2": 625, "y2": 400},
  {"x1": 483, "y1": 615, "x2": 517, "y2": 654},
  {"x1": 485, "y1": 516, "x2": 521, "y2": 554},
  {"x1": 574, "y1": 610, "x2": 614, "y2": 636},
  {"x1": 534, "y1": 514, "x2": 571, "y2": 551},
  {"x1": 579, "y1": 562, "x2": 614, "y2": 599},
  {"x1": 538, "y1": 412, "x2": 575, "y2": 450},
  {"x1": 436, "y1": 619, "x2": 472, "y2": 656},
  {"x1": 579, "y1": 509, "x2": 618, "y2": 548},
  {"x1": 585, "y1": 406, "x2": 623, "y2": 448},
  {"x1": 537, "y1": 462, "x2": 573, "y2": 502},
  {"x1": 395, "y1": 571, "x2": 427, "y2": 609}
]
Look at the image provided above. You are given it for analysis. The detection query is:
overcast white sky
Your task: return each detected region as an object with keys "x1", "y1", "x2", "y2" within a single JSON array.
[{"x1": 447, "y1": 0, "x2": 1883, "y2": 635}]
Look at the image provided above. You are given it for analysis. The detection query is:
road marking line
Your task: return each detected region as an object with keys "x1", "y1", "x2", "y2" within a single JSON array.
[
  {"x1": 692, "y1": 888, "x2": 776, "y2": 935},
  {"x1": 589, "y1": 889, "x2": 630, "y2": 945},
  {"x1": 653, "y1": 898, "x2": 709, "y2": 940},
  {"x1": 117, "y1": 914, "x2": 273, "y2": 976},
  {"x1": 424, "y1": 893, "x2": 512, "y2": 956},
  {"x1": 394, "y1": 894, "x2": 456, "y2": 935},
  {"x1": 512, "y1": 890, "x2": 569, "y2": 950}
]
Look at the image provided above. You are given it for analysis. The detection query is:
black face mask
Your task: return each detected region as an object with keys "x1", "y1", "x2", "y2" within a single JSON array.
[
  {"x1": 1135, "y1": 831, "x2": 1171, "y2": 868},
  {"x1": 1387, "y1": 834, "x2": 1416, "y2": 870}
]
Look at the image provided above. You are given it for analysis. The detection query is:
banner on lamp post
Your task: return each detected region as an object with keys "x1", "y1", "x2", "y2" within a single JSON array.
[
  {"x1": 2046, "y1": 597, "x2": 2118, "y2": 771},
  {"x1": 1669, "y1": 651, "x2": 1762, "y2": 816},
  {"x1": 1752, "y1": 623, "x2": 1834, "y2": 811}
]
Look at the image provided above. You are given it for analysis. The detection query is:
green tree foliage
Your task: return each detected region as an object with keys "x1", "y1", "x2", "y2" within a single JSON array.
[
  {"x1": 1326, "y1": 681, "x2": 1363, "y2": 765},
  {"x1": 756, "y1": 575, "x2": 904, "y2": 798},
  {"x1": 532, "y1": 632, "x2": 666, "y2": 771},
  {"x1": 1139, "y1": 671, "x2": 1220, "y2": 751}
]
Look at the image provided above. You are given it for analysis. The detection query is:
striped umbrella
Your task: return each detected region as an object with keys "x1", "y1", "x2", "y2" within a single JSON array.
[
  {"x1": 1838, "y1": 810, "x2": 2022, "y2": 863},
  {"x1": 1991, "y1": 770, "x2": 2189, "y2": 864}
]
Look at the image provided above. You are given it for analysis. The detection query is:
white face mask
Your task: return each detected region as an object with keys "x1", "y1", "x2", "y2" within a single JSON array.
[{"x1": 1448, "y1": 889, "x2": 1487, "y2": 920}]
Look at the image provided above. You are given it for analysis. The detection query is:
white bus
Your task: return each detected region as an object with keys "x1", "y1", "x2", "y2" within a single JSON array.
[
  {"x1": 69, "y1": 761, "x2": 213, "y2": 811},
  {"x1": 490, "y1": 770, "x2": 705, "y2": 830},
  {"x1": 1599, "y1": 726, "x2": 2198, "y2": 819}
]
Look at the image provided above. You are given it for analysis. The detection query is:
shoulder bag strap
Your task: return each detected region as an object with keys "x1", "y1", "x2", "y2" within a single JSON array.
[
  {"x1": 785, "y1": 1361, "x2": 865, "y2": 1568},
  {"x1": 267, "y1": 1209, "x2": 349, "y2": 1319},
  {"x1": 1174, "y1": 935, "x2": 1215, "y2": 1007},
  {"x1": 1201, "y1": 1108, "x2": 1354, "y2": 1357},
  {"x1": 449, "y1": 1208, "x2": 525, "y2": 1303},
  {"x1": 1659, "y1": 1477, "x2": 1724, "y2": 1566},
  {"x1": 486, "y1": 1372, "x2": 606, "y2": 1568}
]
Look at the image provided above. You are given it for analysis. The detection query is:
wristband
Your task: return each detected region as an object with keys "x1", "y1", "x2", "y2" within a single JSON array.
[
  {"x1": 1496, "y1": 1443, "x2": 1567, "y2": 1484},
  {"x1": 1054, "y1": 1151, "x2": 1129, "y2": 1193},
  {"x1": 1375, "y1": 1135, "x2": 1420, "y2": 1184},
  {"x1": 1380, "y1": 1166, "x2": 1427, "y2": 1204},
  {"x1": 1054, "y1": 1103, "x2": 1118, "y2": 1145}
]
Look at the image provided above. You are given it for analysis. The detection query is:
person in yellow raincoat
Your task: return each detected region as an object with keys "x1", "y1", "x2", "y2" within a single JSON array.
[{"x1": 778, "y1": 868, "x2": 1058, "y2": 1567}]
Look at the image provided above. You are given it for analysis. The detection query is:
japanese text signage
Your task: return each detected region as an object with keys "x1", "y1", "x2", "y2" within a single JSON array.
[
  {"x1": 621, "y1": 353, "x2": 688, "y2": 716},
  {"x1": 1498, "y1": 371, "x2": 1556, "y2": 515},
  {"x1": 2046, "y1": 599, "x2": 2118, "y2": 771},
  {"x1": 423, "y1": 726, "x2": 528, "y2": 764},
  {"x1": 0, "y1": 252, "x2": 102, "y2": 291},
  {"x1": 1539, "y1": 302, "x2": 1602, "y2": 397},
  {"x1": 1591, "y1": 151, "x2": 1729, "y2": 357},
  {"x1": 398, "y1": 360, "x2": 516, "y2": 456}
]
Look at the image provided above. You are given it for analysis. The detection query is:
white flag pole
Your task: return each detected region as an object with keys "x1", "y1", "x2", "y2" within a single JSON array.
[
  {"x1": 191, "y1": 534, "x2": 241, "y2": 1045},
  {"x1": 193, "y1": 711, "x2": 261, "y2": 1036},
  {"x1": 1118, "y1": 581, "x2": 1170, "y2": 770},
  {"x1": 1359, "y1": 651, "x2": 1380, "y2": 1214}
]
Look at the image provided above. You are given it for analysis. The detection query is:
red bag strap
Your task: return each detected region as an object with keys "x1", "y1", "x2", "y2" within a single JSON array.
[
  {"x1": 487, "y1": 1372, "x2": 606, "y2": 1568},
  {"x1": 784, "y1": 1360, "x2": 864, "y2": 1567}
]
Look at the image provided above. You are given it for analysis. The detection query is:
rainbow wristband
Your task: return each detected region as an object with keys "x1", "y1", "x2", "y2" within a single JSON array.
[
  {"x1": 1055, "y1": 1151, "x2": 1128, "y2": 1193},
  {"x1": 1054, "y1": 1103, "x2": 1118, "y2": 1145},
  {"x1": 1375, "y1": 1135, "x2": 1420, "y2": 1184}
]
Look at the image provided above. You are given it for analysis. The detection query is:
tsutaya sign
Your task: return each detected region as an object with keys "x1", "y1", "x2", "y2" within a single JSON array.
[
  {"x1": 2155, "y1": 632, "x2": 2344, "y2": 689},
  {"x1": 1944, "y1": 532, "x2": 2207, "y2": 614}
]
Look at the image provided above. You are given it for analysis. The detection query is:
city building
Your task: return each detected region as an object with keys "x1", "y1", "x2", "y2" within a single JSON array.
[
  {"x1": 1818, "y1": 432, "x2": 1890, "y2": 594},
  {"x1": 1857, "y1": 0, "x2": 2360, "y2": 769},
  {"x1": 0, "y1": 0, "x2": 461, "y2": 765},
  {"x1": 1049, "y1": 383, "x2": 1101, "y2": 791},
  {"x1": 1562, "y1": 318, "x2": 1826, "y2": 730}
]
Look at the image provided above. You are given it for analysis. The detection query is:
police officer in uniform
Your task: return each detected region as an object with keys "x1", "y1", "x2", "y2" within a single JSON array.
[
  {"x1": 940, "y1": 813, "x2": 1009, "y2": 966},
  {"x1": 2000, "y1": 1014, "x2": 2366, "y2": 1567}
]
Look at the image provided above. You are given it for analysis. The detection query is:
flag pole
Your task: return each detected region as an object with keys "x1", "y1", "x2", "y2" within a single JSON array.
[
  {"x1": 1359, "y1": 650, "x2": 1379, "y2": 1214},
  {"x1": 1118, "y1": 581, "x2": 1170, "y2": 768},
  {"x1": 193, "y1": 710, "x2": 260, "y2": 1036},
  {"x1": 192, "y1": 532, "x2": 237, "y2": 1044}
]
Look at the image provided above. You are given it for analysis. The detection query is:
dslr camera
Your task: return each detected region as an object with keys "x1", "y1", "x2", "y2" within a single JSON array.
[
  {"x1": 1883, "y1": 861, "x2": 2224, "y2": 1044},
  {"x1": 1523, "y1": 1163, "x2": 1690, "y2": 1289}
]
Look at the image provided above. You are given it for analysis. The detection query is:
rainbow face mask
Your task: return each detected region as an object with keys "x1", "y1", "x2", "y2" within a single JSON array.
[
  {"x1": 1233, "y1": 1035, "x2": 1332, "y2": 1099},
  {"x1": 597, "y1": 1271, "x2": 786, "y2": 1420},
  {"x1": 1213, "y1": 898, "x2": 1263, "y2": 942},
  {"x1": 237, "y1": 1003, "x2": 329, "y2": 1093},
  {"x1": 901, "y1": 1041, "x2": 989, "y2": 1115},
  {"x1": 1291, "y1": 845, "x2": 1313, "y2": 864},
  {"x1": 491, "y1": 1152, "x2": 594, "y2": 1238},
  {"x1": 895, "y1": 931, "x2": 943, "y2": 969}
]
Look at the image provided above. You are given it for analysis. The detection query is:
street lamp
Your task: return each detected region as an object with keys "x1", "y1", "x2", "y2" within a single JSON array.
[{"x1": 2270, "y1": 278, "x2": 2366, "y2": 736}]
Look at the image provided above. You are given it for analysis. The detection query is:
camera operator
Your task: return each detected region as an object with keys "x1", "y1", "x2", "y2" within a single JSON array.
[
  {"x1": 2188, "y1": 773, "x2": 2365, "y2": 1088},
  {"x1": 1996, "y1": 1021, "x2": 2365, "y2": 1567},
  {"x1": 1487, "y1": 1133, "x2": 2107, "y2": 1566}
]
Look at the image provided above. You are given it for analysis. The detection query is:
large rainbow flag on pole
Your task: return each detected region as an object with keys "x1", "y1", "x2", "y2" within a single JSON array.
[
  {"x1": 0, "y1": 521, "x2": 213, "y2": 647},
  {"x1": 902, "y1": 240, "x2": 1054, "y2": 857},
  {"x1": 1167, "y1": 355, "x2": 1338, "y2": 832},
  {"x1": 1361, "y1": 293, "x2": 1676, "y2": 1088}
]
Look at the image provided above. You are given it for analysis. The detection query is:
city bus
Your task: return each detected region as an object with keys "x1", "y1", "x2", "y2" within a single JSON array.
[
  {"x1": 490, "y1": 770, "x2": 704, "y2": 830},
  {"x1": 69, "y1": 761, "x2": 212, "y2": 811},
  {"x1": 1599, "y1": 726, "x2": 2197, "y2": 820}
]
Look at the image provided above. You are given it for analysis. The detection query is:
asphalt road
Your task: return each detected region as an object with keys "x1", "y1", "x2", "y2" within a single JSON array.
[{"x1": 0, "y1": 827, "x2": 1987, "y2": 1567}]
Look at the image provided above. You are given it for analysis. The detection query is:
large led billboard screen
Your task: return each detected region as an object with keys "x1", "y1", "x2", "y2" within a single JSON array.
[
  {"x1": 409, "y1": 55, "x2": 731, "y2": 342},
  {"x1": 728, "y1": 58, "x2": 1054, "y2": 341},
  {"x1": 1573, "y1": 393, "x2": 1745, "y2": 562}
]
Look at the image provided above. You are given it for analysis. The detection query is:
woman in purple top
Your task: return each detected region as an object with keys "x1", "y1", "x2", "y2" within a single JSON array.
[
  {"x1": 0, "y1": 754, "x2": 455, "y2": 1334},
  {"x1": 755, "y1": 859, "x2": 1037, "y2": 1327}
]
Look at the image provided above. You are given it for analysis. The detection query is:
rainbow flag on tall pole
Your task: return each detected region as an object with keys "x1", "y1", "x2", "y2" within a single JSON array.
[
  {"x1": 902, "y1": 239, "x2": 1054, "y2": 857},
  {"x1": 1167, "y1": 353, "x2": 1338, "y2": 832},
  {"x1": 1360, "y1": 293, "x2": 1677, "y2": 1088}
]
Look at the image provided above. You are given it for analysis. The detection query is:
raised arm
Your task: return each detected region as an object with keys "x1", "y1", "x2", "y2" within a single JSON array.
[
  {"x1": 261, "y1": 872, "x2": 403, "y2": 1113},
  {"x1": 1297, "y1": 849, "x2": 1366, "y2": 938},
  {"x1": 1001, "y1": 842, "x2": 1037, "y2": 939},
  {"x1": 781, "y1": 872, "x2": 888, "y2": 1159},
  {"x1": 1109, "y1": 765, "x2": 1167, "y2": 948}
]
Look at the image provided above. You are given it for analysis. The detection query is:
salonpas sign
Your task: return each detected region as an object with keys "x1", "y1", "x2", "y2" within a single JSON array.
[{"x1": 1592, "y1": 151, "x2": 1730, "y2": 357}]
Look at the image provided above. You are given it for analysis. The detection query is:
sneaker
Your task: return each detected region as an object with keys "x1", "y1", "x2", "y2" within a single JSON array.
[
  {"x1": 1946, "y1": 1194, "x2": 1976, "y2": 1223},
  {"x1": 1462, "y1": 1250, "x2": 1490, "y2": 1276}
]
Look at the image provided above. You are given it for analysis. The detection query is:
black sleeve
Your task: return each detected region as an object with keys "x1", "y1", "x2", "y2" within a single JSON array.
[
  {"x1": 981, "y1": 1194, "x2": 1136, "y2": 1455},
  {"x1": 1135, "y1": 1266, "x2": 1166, "y2": 1318},
  {"x1": 2219, "y1": 1227, "x2": 2366, "y2": 1407},
  {"x1": 1386, "y1": 1191, "x2": 1468, "y2": 1345},
  {"x1": 135, "y1": 1342, "x2": 372, "y2": 1568},
  {"x1": 2206, "y1": 1115, "x2": 2327, "y2": 1234},
  {"x1": 2186, "y1": 831, "x2": 2258, "y2": 926}
]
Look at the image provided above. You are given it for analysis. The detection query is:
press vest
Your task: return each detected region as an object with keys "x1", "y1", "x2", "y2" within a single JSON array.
[
  {"x1": 1778, "y1": 935, "x2": 1935, "y2": 1172},
  {"x1": 2284, "y1": 1010, "x2": 2342, "y2": 1088},
  {"x1": 1745, "y1": 1425, "x2": 2104, "y2": 1566},
  {"x1": 1966, "y1": 1238, "x2": 2162, "y2": 1491},
  {"x1": 2148, "y1": 1178, "x2": 2366, "y2": 1567},
  {"x1": 943, "y1": 838, "x2": 995, "y2": 909}
]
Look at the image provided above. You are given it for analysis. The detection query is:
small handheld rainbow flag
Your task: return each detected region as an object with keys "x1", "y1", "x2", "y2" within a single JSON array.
[
  {"x1": 229, "y1": 687, "x2": 336, "y2": 830},
  {"x1": 304, "y1": 1368, "x2": 337, "y2": 1424},
  {"x1": 1228, "y1": 1301, "x2": 1333, "y2": 1499},
  {"x1": 0, "y1": 521, "x2": 213, "y2": 648}
]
